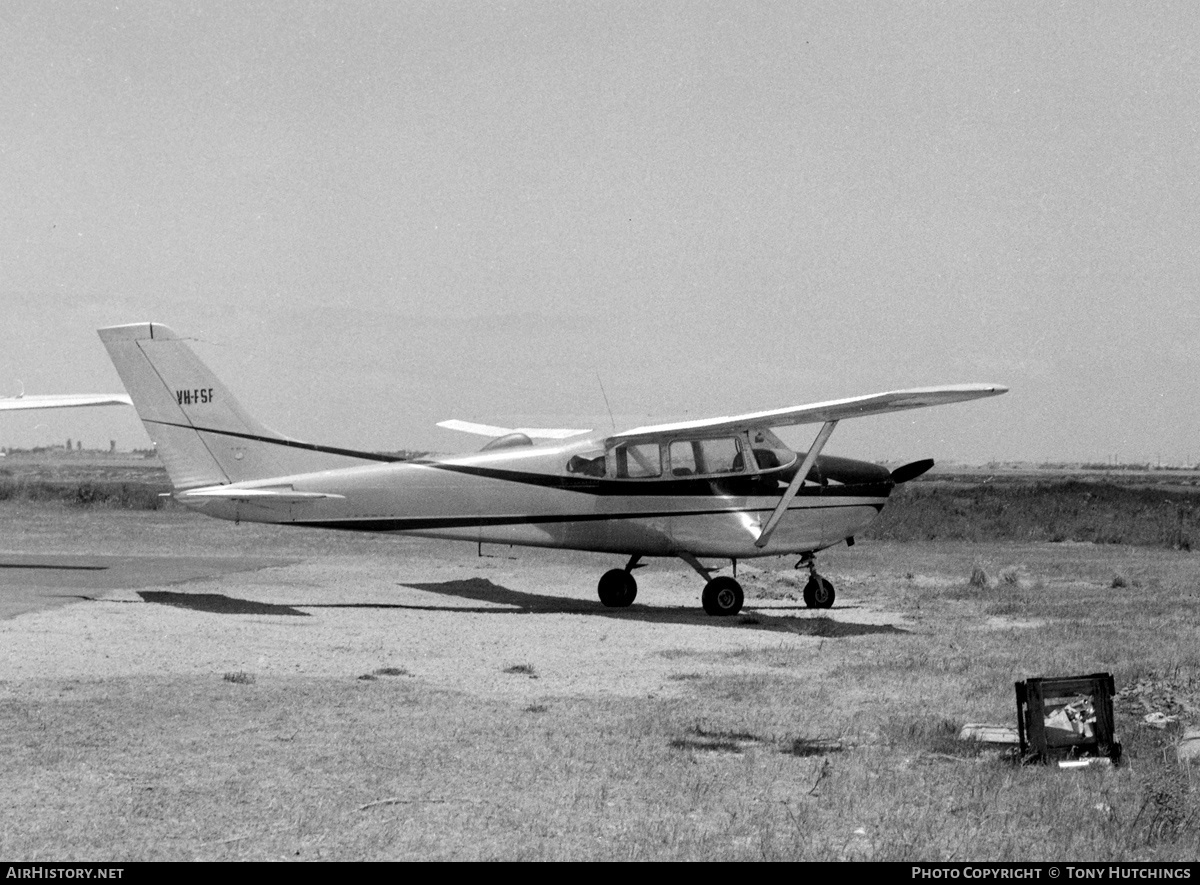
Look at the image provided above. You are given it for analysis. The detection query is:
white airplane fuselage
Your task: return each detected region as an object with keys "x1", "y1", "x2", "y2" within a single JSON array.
[{"x1": 177, "y1": 436, "x2": 893, "y2": 559}]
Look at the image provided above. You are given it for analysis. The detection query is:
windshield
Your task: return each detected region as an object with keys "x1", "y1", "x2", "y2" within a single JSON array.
[{"x1": 748, "y1": 428, "x2": 796, "y2": 471}]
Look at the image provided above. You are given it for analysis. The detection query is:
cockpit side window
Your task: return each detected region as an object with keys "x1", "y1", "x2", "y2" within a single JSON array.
[
  {"x1": 699, "y1": 437, "x2": 744, "y2": 474},
  {"x1": 669, "y1": 441, "x2": 697, "y2": 476},
  {"x1": 669, "y1": 437, "x2": 745, "y2": 476},
  {"x1": 612, "y1": 442, "x2": 662, "y2": 479}
]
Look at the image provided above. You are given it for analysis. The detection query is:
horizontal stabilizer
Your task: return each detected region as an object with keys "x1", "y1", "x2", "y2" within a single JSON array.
[
  {"x1": 437, "y1": 419, "x2": 592, "y2": 440},
  {"x1": 175, "y1": 486, "x2": 345, "y2": 503},
  {"x1": 0, "y1": 393, "x2": 132, "y2": 412},
  {"x1": 615, "y1": 384, "x2": 1008, "y2": 439}
]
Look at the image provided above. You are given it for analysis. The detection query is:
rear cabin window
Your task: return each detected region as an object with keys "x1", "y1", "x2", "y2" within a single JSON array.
[
  {"x1": 613, "y1": 442, "x2": 661, "y2": 479},
  {"x1": 669, "y1": 437, "x2": 745, "y2": 476},
  {"x1": 566, "y1": 452, "x2": 606, "y2": 477}
]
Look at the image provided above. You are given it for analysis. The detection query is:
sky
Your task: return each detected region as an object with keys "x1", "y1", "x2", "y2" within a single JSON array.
[{"x1": 2, "y1": 1, "x2": 1198, "y2": 465}]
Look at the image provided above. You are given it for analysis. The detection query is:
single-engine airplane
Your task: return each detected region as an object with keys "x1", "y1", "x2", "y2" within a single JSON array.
[{"x1": 99, "y1": 322, "x2": 1006, "y2": 616}]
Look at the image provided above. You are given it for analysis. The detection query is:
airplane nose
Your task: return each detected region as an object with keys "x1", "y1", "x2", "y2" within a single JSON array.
[{"x1": 812, "y1": 455, "x2": 893, "y2": 486}]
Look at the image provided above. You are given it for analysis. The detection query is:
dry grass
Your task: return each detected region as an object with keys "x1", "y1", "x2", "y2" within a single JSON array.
[
  {"x1": 2, "y1": 665, "x2": 1196, "y2": 861},
  {"x1": 869, "y1": 478, "x2": 1200, "y2": 549},
  {"x1": 0, "y1": 476, "x2": 167, "y2": 509}
]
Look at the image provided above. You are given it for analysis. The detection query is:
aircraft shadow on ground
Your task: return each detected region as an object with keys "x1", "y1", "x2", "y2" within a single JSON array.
[
  {"x1": 380, "y1": 578, "x2": 909, "y2": 637},
  {"x1": 137, "y1": 591, "x2": 310, "y2": 617},
  {"x1": 132, "y1": 579, "x2": 907, "y2": 638}
]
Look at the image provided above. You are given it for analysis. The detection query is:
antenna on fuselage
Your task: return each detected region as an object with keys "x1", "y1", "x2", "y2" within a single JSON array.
[{"x1": 596, "y1": 372, "x2": 616, "y2": 432}]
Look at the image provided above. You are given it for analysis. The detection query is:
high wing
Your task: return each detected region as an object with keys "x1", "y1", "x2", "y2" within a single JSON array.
[
  {"x1": 0, "y1": 393, "x2": 133, "y2": 412},
  {"x1": 613, "y1": 384, "x2": 1007, "y2": 440},
  {"x1": 437, "y1": 419, "x2": 592, "y2": 440}
]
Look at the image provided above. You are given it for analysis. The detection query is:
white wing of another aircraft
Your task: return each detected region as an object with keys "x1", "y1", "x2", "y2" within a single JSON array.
[
  {"x1": 613, "y1": 385, "x2": 1007, "y2": 440},
  {"x1": 0, "y1": 393, "x2": 133, "y2": 412},
  {"x1": 437, "y1": 419, "x2": 592, "y2": 440}
]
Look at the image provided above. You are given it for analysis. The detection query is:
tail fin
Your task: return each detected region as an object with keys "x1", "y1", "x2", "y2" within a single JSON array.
[{"x1": 98, "y1": 323, "x2": 389, "y2": 489}]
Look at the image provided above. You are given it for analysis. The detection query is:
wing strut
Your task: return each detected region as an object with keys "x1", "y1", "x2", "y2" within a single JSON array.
[{"x1": 754, "y1": 420, "x2": 839, "y2": 549}]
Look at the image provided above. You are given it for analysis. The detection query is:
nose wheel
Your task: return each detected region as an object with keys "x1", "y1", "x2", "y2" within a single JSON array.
[
  {"x1": 803, "y1": 574, "x2": 835, "y2": 608},
  {"x1": 797, "y1": 555, "x2": 835, "y2": 608}
]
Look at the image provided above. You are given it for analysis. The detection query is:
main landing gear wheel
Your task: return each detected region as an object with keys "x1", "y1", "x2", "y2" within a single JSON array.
[
  {"x1": 702, "y1": 576, "x2": 744, "y2": 616},
  {"x1": 803, "y1": 574, "x2": 835, "y2": 609},
  {"x1": 598, "y1": 568, "x2": 637, "y2": 607}
]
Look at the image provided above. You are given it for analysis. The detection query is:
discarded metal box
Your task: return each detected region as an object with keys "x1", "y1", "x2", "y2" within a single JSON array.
[{"x1": 1015, "y1": 673, "x2": 1121, "y2": 765}]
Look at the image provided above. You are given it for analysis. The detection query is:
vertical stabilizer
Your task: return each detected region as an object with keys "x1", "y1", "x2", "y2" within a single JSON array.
[{"x1": 98, "y1": 323, "x2": 383, "y2": 488}]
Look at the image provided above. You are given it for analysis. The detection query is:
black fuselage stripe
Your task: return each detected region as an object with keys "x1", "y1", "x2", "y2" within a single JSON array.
[
  {"x1": 403, "y1": 462, "x2": 893, "y2": 498},
  {"x1": 144, "y1": 419, "x2": 405, "y2": 462}
]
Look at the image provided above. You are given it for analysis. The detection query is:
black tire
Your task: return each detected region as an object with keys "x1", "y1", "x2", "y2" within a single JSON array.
[
  {"x1": 701, "y1": 576, "x2": 744, "y2": 616},
  {"x1": 804, "y1": 575, "x2": 835, "y2": 609},
  {"x1": 598, "y1": 569, "x2": 637, "y2": 607}
]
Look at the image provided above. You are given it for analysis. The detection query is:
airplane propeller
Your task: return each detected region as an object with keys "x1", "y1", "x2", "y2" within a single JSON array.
[{"x1": 889, "y1": 458, "x2": 934, "y2": 484}]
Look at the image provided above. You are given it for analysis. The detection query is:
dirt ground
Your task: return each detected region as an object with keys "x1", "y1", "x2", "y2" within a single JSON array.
[{"x1": 0, "y1": 504, "x2": 910, "y2": 699}]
